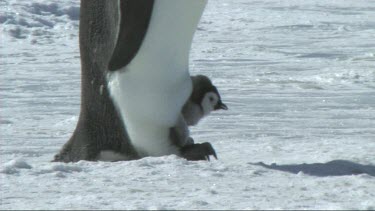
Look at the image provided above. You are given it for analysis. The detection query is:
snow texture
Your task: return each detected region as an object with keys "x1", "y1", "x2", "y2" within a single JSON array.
[{"x1": 1, "y1": 0, "x2": 375, "y2": 210}]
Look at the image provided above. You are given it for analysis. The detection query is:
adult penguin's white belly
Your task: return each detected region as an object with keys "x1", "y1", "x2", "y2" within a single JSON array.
[{"x1": 108, "y1": 0, "x2": 208, "y2": 157}]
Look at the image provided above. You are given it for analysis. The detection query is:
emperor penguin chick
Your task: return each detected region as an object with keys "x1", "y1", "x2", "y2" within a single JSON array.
[
  {"x1": 170, "y1": 75, "x2": 228, "y2": 157},
  {"x1": 182, "y1": 74, "x2": 228, "y2": 126}
]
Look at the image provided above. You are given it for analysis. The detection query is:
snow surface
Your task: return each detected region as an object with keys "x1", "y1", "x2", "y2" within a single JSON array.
[{"x1": 1, "y1": 0, "x2": 375, "y2": 209}]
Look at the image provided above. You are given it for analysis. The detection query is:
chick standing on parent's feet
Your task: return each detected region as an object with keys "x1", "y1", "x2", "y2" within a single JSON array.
[{"x1": 170, "y1": 75, "x2": 228, "y2": 160}]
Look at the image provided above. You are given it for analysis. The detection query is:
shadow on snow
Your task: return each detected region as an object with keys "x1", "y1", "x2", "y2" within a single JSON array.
[{"x1": 250, "y1": 160, "x2": 375, "y2": 177}]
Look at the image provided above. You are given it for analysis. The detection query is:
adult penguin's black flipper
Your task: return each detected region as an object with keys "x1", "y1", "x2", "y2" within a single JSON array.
[{"x1": 108, "y1": 0, "x2": 154, "y2": 71}]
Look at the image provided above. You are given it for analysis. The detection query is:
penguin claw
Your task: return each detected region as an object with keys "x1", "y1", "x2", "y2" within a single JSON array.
[{"x1": 180, "y1": 142, "x2": 218, "y2": 161}]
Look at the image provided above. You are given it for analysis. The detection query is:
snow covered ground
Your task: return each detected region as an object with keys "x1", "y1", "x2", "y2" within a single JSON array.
[{"x1": 1, "y1": 0, "x2": 375, "y2": 209}]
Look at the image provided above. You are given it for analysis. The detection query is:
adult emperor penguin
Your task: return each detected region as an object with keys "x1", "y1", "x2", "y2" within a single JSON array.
[{"x1": 54, "y1": 0, "x2": 217, "y2": 162}]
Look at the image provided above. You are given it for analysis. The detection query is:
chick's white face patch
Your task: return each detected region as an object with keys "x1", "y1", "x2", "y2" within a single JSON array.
[{"x1": 202, "y1": 92, "x2": 219, "y2": 116}]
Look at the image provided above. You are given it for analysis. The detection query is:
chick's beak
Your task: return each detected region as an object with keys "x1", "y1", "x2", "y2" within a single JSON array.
[{"x1": 215, "y1": 101, "x2": 228, "y2": 110}]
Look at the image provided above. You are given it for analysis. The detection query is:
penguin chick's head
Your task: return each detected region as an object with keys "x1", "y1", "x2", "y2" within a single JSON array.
[{"x1": 190, "y1": 75, "x2": 228, "y2": 117}]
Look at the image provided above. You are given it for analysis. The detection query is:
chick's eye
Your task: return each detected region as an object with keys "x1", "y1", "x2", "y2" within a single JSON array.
[{"x1": 209, "y1": 97, "x2": 214, "y2": 102}]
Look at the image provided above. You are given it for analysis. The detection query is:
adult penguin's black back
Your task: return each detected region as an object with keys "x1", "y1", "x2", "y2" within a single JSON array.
[{"x1": 54, "y1": 1, "x2": 154, "y2": 162}]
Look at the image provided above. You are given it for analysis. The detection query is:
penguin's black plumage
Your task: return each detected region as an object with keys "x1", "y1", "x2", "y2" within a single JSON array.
[{"x1": 54, "y1": 1, "x2": 155, "y2": 162}]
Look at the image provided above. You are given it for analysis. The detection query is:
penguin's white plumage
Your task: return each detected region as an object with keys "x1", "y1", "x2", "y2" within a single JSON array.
[{"x1": 107, "y1": 0, "x2": 208, "y2": 157}]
